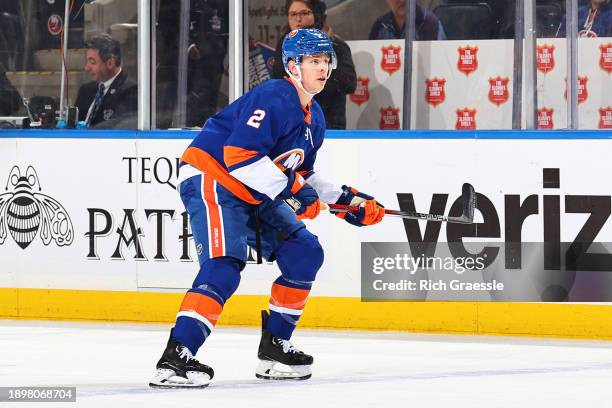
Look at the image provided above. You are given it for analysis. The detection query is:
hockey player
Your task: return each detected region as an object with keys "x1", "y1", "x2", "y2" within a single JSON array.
[{"x1": 150, "y1": 28, "x2": 385, "y2": 388}]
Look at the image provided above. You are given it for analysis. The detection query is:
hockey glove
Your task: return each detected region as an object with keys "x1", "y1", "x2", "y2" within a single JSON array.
[
  {"x1": 334, "y1": 185, "x2": 385, "y2": 227},
  {"x1": 279, "y1": 170, "x2": 321, "y2": 220}
]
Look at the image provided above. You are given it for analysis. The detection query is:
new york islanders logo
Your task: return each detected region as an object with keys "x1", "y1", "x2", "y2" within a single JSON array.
[
  {"x1": 273, "y1": 149, "x2": 305, "y2": 171},
  {"x1": 47, "y1": 14, "x2": 63, "y2": 36},
  {"x1": 0, "y1": 166, "x2": 73, "y2": 249}
]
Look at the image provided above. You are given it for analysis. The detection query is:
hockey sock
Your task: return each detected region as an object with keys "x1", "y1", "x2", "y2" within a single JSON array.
[
  {"x1": 267, "y1": 276, "x2": 312, "y2": 340},
  {"x1": 172, "y1": 257, "x2": 242, "y2": 354},
  {"x1": 173, "y1": 288, "x2": 224, "y2": 354}
]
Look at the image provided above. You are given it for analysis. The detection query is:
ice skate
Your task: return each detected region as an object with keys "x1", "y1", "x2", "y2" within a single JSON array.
[
  {"x1": 149, "y1": 338, "x2": 214, "y2": 388},
  {"x1": 255, "y1": 310, "x2": 313, "y2": 380}
]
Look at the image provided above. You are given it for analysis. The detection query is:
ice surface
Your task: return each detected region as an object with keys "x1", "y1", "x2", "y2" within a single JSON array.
[{"x1": 1, "y1": 320, "x2": 611, "y2": 407}]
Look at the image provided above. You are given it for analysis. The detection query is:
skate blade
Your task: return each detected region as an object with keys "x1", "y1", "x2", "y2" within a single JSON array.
[
  {"x1": 255, "y1": 360, "x2": 312, "y2": 381},
  {"x1": 149, "y1": 368, "x2": 211, "y2": 388}
]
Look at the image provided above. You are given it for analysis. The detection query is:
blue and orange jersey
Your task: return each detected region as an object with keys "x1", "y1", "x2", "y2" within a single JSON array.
[{"x1": 181, "y1": 79, "x2": 326, "y2": 204}]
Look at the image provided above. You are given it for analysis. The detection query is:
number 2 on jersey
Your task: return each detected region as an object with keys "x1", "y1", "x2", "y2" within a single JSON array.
[{"x1": 247, "y1": 110, "x2": 266, "y2": 129}]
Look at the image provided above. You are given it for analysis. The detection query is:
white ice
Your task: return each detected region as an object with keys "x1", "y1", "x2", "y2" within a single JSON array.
[{"x1": 1, "y1": 320, "x2": 611, "y2": 408}]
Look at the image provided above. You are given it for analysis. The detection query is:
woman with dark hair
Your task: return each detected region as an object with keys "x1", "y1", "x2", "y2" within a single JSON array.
[
  {"x1": 557, "y1": 0, "x2": 612, "y2": 38},
  {"x1": 272, "y1": 0, "x2": 357, "y2": 129}
]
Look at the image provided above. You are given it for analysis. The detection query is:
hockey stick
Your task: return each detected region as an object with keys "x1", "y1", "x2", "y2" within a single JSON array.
[{"x1": 326, "y1": 183, "x2": 476, "y2": 224}]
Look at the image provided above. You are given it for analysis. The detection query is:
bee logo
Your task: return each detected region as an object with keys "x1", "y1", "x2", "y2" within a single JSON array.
[{"x1": 0, "y1": 166, "x2": 74, "y2": 249}]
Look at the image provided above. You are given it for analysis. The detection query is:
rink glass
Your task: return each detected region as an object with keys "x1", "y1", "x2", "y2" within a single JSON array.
[{"x1": 0, "y1": 0, "x2": 608, "y2": 131}]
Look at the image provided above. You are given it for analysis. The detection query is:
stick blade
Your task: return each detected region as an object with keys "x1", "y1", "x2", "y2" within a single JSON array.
[{"x1": 461, "y1": 182, "x2": 476, "y2": 223}]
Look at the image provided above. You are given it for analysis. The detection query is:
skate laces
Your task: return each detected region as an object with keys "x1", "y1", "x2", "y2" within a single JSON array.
[
  {"x1": 177, "y1": 346, "x2": 196, "y2": 362},
  {"x1": 278, "y1": 339, "x2": 299, "y2": 354}
]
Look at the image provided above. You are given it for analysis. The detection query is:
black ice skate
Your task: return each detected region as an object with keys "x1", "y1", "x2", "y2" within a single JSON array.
[
  {"x1": 255, "y1": 310, "x2": 313, "y2": 380},
  {"x1": 149, "y1": 337, "x2": 214, "y2": 388}
]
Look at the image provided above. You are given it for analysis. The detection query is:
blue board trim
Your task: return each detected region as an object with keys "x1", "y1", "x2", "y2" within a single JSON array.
[{"x1": 1, "y1": 129, "x2": 611, "y2": 140}]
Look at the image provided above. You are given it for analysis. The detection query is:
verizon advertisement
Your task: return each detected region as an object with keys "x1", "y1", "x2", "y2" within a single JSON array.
[
  {"x1": 347, "y1": 38, "x2": 612, "y2": 130},
  {"x1": 1, "y1": 135, "x2": 612, "y2": 301}
]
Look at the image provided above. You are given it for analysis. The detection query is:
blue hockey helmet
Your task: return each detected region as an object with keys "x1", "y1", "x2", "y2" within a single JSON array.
[{"x1": 282, "y1": 28, "x2": 337, "y2": 78}]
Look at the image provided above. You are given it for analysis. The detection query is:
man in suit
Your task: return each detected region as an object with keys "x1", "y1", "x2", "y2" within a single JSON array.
[{"x1": 75, "y1": 34, "x2": 137, "y2": 129}]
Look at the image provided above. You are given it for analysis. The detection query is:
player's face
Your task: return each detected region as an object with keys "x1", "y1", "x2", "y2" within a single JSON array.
[
  {"x1": 84, "y1": 49, "x2": 116, "y2": 83},
  {"x1": 287, "y1": 1, "x2": 315, "y2": 30},
  {"x1": 299, "y1": 54, "x2": 330, "y2": 93}
]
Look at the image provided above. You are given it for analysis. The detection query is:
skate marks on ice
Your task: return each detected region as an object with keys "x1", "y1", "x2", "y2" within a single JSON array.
[
  {"x1": 73, "y1": 361, "x2": 612, "y2": 399},
  {"x1": 3, "y1": 320, "x2": 612, "y2": 402}
]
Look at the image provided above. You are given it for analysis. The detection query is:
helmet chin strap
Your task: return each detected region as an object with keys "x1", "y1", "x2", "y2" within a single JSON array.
[{"x1": 287, "y1": 65, "x2": 321, "y2": 97}]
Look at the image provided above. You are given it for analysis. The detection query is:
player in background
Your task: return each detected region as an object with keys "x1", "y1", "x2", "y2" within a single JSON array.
[{"x1": 150, "y1": 28, "x2": 385, "y2": 388}]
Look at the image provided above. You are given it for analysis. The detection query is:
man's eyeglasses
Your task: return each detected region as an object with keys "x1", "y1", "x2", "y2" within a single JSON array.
[{"x1": 288, "y1": 10, "x2": 313, "y2": 20}]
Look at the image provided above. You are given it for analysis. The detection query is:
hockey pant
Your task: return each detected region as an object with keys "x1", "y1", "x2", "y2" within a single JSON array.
[{"x1": 172, "y1": 170, "x2": 324, "y2": 354}]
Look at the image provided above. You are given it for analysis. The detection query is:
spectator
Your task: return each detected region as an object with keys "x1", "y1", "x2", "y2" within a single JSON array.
[
  {"x1": 0, "y1": 62, "x2": 22, "y2": 116},
  {"x1": 75, "y1": 34, "x2": 137, "y2": 129},
  {"x1": 272, "y1": 0, "x2": 356, "y2": 130},
  {"x1": 557, "y1": 0, "x2": 612, "y2": 38},
  {"x1": 0, "y1": 1, "x2": 24, "y2": 71},
  {"x1": 369, "y1": 0, "x2": 447, "y2": 41},
  {"x1": 157, "y1": 0, "x2": 228, "y2": 128}
]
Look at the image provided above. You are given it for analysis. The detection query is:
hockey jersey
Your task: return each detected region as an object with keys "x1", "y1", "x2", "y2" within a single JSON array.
[{"x1": 181, "y1": 79, "x2": 340, "y2": 204}]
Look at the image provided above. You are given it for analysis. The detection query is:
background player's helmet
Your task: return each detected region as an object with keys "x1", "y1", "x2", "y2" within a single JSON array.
[{"x1": 282, "y1": 28, "x2": 337, "y2": 80}]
